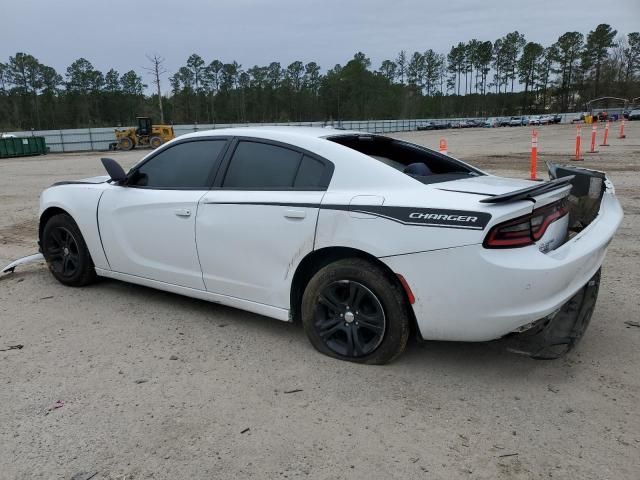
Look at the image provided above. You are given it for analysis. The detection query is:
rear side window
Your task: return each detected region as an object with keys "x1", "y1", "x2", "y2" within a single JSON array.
[
  {"x1": 222, "y1": 141, "x2": 331, "y2": 189},
  {"x1": 326, "y1": 134, "x2": 482, "y2": 185},
  {"x1": 295, "y1": 155, "x2": 325, "y2": 188},
  {"x1": 130, "y1": 140, "x2": 226, "y2": 189}
]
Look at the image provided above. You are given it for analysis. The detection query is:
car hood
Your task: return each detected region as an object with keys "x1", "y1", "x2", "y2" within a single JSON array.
[
  {"x1": 79, "y1": 175, "x2": 110, "y2": 183},
  {"x1": 52, "y1": 175, "x2": 110, "y2": 186}
]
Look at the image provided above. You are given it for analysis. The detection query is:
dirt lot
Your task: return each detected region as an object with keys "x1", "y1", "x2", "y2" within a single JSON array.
[{"x1": 1, "y1": 123, "x2": 639, "y2": 479}]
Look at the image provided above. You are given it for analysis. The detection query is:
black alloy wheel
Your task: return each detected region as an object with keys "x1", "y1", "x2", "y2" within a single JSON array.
[
  {"x1": 42, "y1": 213, "x2": 97, "y2": 287},
  {"x1": 301, "y1": 258, "x2": 410, "y2": 364},
  {"x1": 44, "y1": 226, "x2": 80, "y2": 278},
  {"x1": 315, "y1": 280, "x2": 386, "y2": 357}
]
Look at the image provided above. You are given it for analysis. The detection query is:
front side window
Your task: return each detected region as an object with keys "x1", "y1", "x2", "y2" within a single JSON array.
[{"x1": 130, "y1": 140, "x2": 226, "y2": 189}]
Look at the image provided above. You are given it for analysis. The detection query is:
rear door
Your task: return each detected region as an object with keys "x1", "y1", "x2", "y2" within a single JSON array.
[
  {"x1": 196, "y1": 138, "x2": 333, "y2": 308},
  {"x1": 98, "y1": 138, "x2": 228, "y2": 289}
]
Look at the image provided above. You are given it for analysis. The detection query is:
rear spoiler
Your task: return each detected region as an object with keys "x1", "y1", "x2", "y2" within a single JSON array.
[{"x1": 479, "y1": 176, "x2": 574, "y2": 204}]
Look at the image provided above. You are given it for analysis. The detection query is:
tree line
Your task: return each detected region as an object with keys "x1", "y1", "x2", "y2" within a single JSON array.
[{"x1": 0, "y1": 23, "x2": 638, "y2": 131}]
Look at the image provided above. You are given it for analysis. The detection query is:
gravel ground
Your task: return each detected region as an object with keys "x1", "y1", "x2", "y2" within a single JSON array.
[{"x1": 1, "y1": 123, "x2": 638, "y2": 479}]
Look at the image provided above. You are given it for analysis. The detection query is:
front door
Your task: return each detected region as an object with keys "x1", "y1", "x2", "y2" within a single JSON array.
[{"x1": 98, "y1": 138, "x2": 228, "y2": 289}]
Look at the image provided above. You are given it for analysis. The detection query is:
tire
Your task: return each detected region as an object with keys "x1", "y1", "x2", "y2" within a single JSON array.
[
  {"x1": 150, "y1": 136, "x2": 163, "y2": 149},
  {"x1": 118, "y1": 136, "x2": 134, "y2": 150},
  {"x1": 42, "y1": 213, "x2": 97, "y2": 287},
  {"x1": 301, "y1": 258, "x2": 410, "y2": 364}
]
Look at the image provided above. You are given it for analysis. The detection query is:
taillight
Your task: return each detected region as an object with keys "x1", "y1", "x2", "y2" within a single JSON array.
[
  {"x1": 483, "y1": 200, "x2": 568, "y2": 249},
  {"x1": 530, "y1": 201, "x2": 569, "y2": 240}
]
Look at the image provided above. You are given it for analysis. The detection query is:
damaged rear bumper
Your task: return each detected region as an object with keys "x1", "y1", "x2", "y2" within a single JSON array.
[{"x1": 502, "y1": 268, "x2": 601, "y2": 359}]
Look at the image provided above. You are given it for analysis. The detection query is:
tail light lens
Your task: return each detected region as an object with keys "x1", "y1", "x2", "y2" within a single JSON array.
[{"x1": 484, "y1": 199, "x2": 568, "y2": 248}]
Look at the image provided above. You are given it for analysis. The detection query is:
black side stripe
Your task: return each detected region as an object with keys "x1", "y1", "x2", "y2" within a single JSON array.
[
  {"x1": 202, "y1": 201, "x2": 491, "y2": 230},
  {"x1": 203, "y1": 201, "x2": 321, "y2": 208}
]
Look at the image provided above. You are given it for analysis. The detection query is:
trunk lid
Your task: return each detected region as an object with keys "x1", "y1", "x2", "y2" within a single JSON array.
[
  {"x1": 435, "y1": 167, "x2": 606, "y2": 253},
  {"x1": 435, "y1": 174, "x2": 572, "y2": 210},
  {"x1": 436, "y1": 163, "x2": 610, "y2": 253},
  {"x1": 436, "y1": 175, "x2": 537, "y2": 196}
]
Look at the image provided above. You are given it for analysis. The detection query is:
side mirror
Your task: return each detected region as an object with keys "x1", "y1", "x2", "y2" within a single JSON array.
[{"x1": 100, "y1": 157, "x2": 127, "y2": 183}]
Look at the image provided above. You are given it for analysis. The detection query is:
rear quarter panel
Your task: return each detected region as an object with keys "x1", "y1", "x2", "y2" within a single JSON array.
[{"x1": 315, "y1": 186, "x2": 532, "y2": 257}]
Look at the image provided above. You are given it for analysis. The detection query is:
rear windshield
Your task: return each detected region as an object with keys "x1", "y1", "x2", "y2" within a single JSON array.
[{"x1": 326, "y1": 134, "x2": 483, "y2": 184}]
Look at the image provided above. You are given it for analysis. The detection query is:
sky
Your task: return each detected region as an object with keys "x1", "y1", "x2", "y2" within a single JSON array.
[{"x1": 2, "y1": 0, "x2": 639, "y2": 93}]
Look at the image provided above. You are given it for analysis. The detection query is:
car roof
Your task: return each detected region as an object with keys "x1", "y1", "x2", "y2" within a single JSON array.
[
  {"x1": 178, "y1": 125, "x2": 362, "y2": 141},
  {"x1": 139, "y1": 126, "x2": 422, "y2": 191},
  {"x1": 137, "y1": 125, "x2": 491, "y2": 194}
]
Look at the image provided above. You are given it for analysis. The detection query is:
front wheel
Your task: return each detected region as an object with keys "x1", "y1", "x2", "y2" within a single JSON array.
[
  {"x1": 42, "y1": 214, "x2": 97, "y2": 287},
  {"x1": 301, "y1": 258, "x2": 410, "y2": 364}
]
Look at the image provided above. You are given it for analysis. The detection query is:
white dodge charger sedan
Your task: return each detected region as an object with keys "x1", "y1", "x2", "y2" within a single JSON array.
[{"x1": 16, "y1": 127, "x2": 623, "y2": 363}]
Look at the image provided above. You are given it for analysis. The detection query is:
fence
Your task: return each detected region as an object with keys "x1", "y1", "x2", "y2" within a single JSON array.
[{"x1": 4, "y1": 115, "x2": 575, "y2": 153}]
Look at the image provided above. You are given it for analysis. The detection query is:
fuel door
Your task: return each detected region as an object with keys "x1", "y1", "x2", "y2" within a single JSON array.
[{"x1": 349, "y1": 195, "x2": 385, "y2": 219}]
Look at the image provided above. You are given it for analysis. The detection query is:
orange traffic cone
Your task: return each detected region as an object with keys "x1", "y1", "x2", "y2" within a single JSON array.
[
  {"x1": 573, "y1": 125, "x2": 582, "y2": 161},
  {"x1": 618, "y1": 119, "x2": 626, "y2": 139},
  {"x1": 530, "y1": 129, "x2": 540, "y2": 180},
  {"x1": 600, "y1": 121, "x2": 610, "y2": 146},
  {"x1": 588, "y1": 124, "x2": 598, "y2": 154},
  {"x1": 439, "y1": 138, "x2": 448, "y2": 155}
]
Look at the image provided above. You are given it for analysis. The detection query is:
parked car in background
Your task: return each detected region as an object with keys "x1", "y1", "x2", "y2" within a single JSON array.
[
  {"x1": 484, "y1": 117, "x2": 498, "y2": 128},
  {"x1": 539, "y1": 115, "x2": 553, "y2": 125},
  {"x1": 498, "y1": 117, "x2": 511, "y2": 127},
  {"x1": 509, "y1": 116, "x2": 525, "y2": 126},
  {"x1": 571, "y1": 113, "x2": 586, "y2": 123},
  {"x1": 434, "y1": 121, "x2": 451, "y2": 130},
  {"x1": 528, "y1": 115, "x2": 541, "y2": 126},
  {"x1": 552, "y1": 114, "x2": 562, "y2": 124},
  {"x1": 416, "y1": 121, "x2": 436, "y2": 131},
  {"x1": 628, "y1": 109, "x2": 640, "y2": 120}
]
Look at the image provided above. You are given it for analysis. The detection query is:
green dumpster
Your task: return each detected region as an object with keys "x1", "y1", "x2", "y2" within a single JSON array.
[{"x1": 0, "y1": 136, "x2": 48, "y2": 158}]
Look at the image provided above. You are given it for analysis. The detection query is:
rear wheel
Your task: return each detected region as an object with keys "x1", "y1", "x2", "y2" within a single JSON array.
[
  {"x1": 301, "y1": 258, "x2": 410, "y2": 364},
  {"x1": 42, "y1": 214, "x2": 96, "y2": 287},
  {"x1": 150, "y1": 136, "x2": 163, "y2": 149},
  {"x1": 118, "y1": 136, "x2": 134, "y2": 150}
]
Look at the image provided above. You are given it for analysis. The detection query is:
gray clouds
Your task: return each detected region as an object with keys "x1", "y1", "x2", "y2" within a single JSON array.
[{"x1": 2, "y1": 0, "x2": 639, "y2": 91}]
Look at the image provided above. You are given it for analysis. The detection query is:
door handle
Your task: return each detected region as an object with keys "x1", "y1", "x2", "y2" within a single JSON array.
[
  {"x1": 174, "y1": 208, "x2": 192, "y2": 217},
  {"x1": 284, "y1": 209, "x2": 306, "y2": 219}
]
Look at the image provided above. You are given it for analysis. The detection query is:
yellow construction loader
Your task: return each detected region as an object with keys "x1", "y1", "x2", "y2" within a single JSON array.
[{"x1": 113, "y1": 117, "x2": 175, "y2": 150}]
